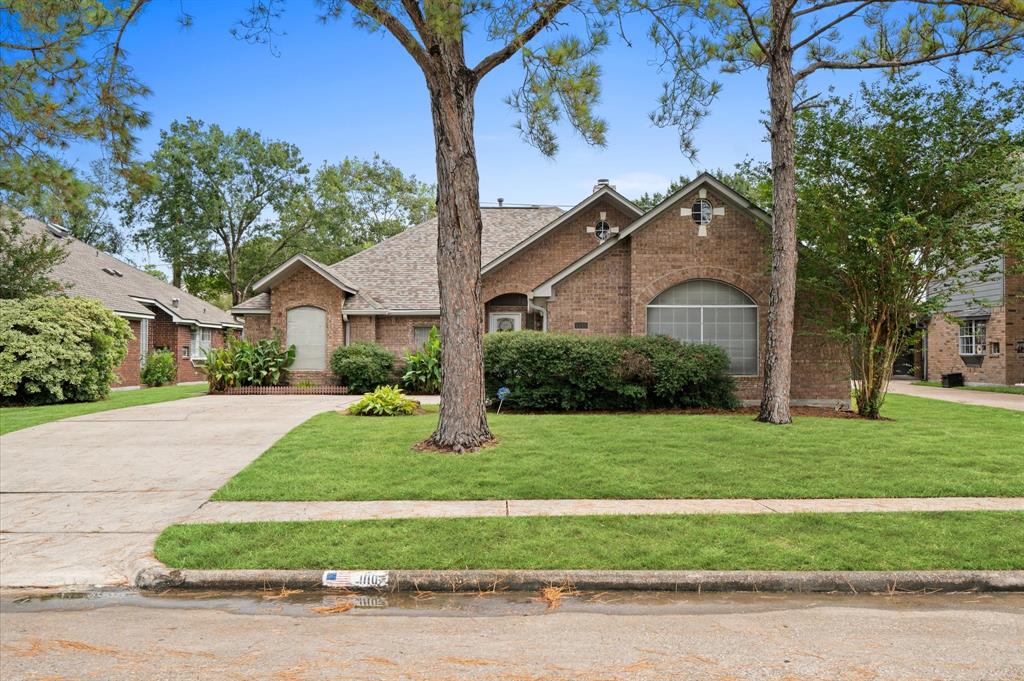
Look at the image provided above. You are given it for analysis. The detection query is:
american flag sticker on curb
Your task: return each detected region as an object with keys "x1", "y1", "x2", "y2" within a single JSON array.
[{"x1": 322, "y1": 570, "x2": 389, "y2": 589}]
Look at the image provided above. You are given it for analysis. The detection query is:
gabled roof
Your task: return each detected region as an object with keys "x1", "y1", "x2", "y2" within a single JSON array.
[
  {"x1": 330, "y1": 206, "x2": 565, "y2": 312},
  {"x1": 480, "y1": 185, "x2": 642, "y2": 275},
  {"x1": 230, "y1": 292, "x2": 271, "y2": 314},
  {"x1": 15, "y1": 216, "x2": 240, "y2": 328},
  {"x1": 253, "y1": 253, "x2": 361, "y2": 296},
  {"x1": 532, "y1": 173, "x2": 770, "y2": 298}
]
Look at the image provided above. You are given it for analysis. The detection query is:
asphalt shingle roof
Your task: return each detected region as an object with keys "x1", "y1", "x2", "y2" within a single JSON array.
[
  {"x1": 328, "y1": 206, "x2": 565, "y2": 311},
  {"x1": 17, "y1": 217, "x2": 239, "y2": 327}
]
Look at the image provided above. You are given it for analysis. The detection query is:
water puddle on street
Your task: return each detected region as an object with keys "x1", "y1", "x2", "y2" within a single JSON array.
[{"x1": 3, "y1": 588, "x2": 1022, "y2": 619}]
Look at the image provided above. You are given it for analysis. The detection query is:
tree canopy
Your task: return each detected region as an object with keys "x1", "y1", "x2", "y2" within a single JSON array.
[{"x1": 795, "y1": 72, "x2": 1024, "y2": 417}]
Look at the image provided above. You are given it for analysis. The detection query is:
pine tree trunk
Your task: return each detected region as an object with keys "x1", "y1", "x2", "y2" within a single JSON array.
[
  {"x1": 758, "y1": 12, "x2": 797, "y2": 425},
  {"x1": 422, "y1": 50, "x2": 494, "y2": 452},
  {"x1": 172, "y1": 262, "x2": 182, "y2": 289}
]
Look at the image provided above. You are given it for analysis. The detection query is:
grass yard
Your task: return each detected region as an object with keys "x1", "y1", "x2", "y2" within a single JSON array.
[
  {"x1": 912, "y1": 380, "x2": 1024, "y2": 395},
  {"x1": 0, "y1": 383, "x2": 207, "y2": 435},
  {"x1": 156, "y1": 511, "x2": 1024, "y2": 571},
  {"x1": 214, "y1": 394, "x2": 1024, "y2": 501}
]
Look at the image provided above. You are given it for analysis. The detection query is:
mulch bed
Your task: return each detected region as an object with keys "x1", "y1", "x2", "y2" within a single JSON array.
[{"x1": 490, "y1": 405, "x2": 872, "y2": 419}]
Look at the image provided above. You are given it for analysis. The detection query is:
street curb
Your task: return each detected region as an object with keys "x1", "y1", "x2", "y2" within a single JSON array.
[{"x1": 134, "y1": 567, "x2": 1024, "y2": 593}]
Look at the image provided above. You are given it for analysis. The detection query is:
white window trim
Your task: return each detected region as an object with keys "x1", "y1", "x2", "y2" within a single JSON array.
[
  {"x1": 488, "y1": 312, "x2": 522, "y2": 333},
  {"x1": 958, "y1": 319, "x2": 987, "y2": 356}
]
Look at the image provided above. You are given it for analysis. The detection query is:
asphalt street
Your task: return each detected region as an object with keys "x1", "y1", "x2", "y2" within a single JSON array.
[{"x1": 2, "y1": 590, "x2": 1022, "y2": 680}]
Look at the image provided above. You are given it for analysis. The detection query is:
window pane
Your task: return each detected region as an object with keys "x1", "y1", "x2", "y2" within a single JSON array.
[
  {"x1": 287, "y1": 307, "x2": 327, "y2": 371},
  {"x1": 650, "y1": 280, "x2": 754, "y2": 306},
  {"x1": 647, "y1": 307, "x2": 701, "y2": 342},
  {"x1": 704, "y1": 307, "x2": 758, "y2": 374},
  {"x1": 412, "y1": 326, "x2": 432, "y2": 348}
]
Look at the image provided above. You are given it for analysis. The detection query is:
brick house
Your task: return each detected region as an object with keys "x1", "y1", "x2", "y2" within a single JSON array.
[
  {"x1": 923, "y1": 250, "x2": 1024, "y2": 386},
  {"x1": 24, "y1": 218, "x2": 241, "y2": 386},
  {"x1": 232, "y1": 173, "x2": 849, "y2": 405}
]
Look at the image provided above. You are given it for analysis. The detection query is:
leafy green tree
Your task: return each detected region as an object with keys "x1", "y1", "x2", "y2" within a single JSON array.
[
  {"x1": 794, "y1": 74, "x2": 1024, "y2": 418},
  {"x1": 1, "y1": 1, "x2": 151, "y2": 210},
  {"x1": 633, "y1": 162, "x2": 771, "y2": 210},
  {"x1": 238, "y1": 0, "x2": 618, "y2": 451},
  {"x1": 127, "y1": 118, "x2": 311, "y2": 305},
  {"x1": 0, "y1": 212, "x2": 68, "y2": 299},
  {"x1": 140, "y1": 264, "x2": 168, "y2": 282},
  {"x1": 301, "y1": 155, "x2": 436, "y2": 264},
  {"x1": 648, "y1": 0, "x2": 1024, "y2": 423}
]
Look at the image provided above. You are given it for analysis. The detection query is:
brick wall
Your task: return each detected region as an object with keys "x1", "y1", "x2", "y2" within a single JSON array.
[
  {"x1": 926, "y1": 308, "x2": 1008, "y2": 385},
  {"x1": 243, "y1": 314, "x2": 272, "y2": 341},
  {"x1": 375, "y1": 316, "x2": 441, "y2": 355},
  {"x1": 1005, "y1": 251, "x2": 1024, "y2": 385},
  {"x1": 548, "y1": 187, "x2": 848, "y2": 404},
  {"x1": 482, "y1": 199, "x2": 635, "y2": 302},
  {"x1": 547, "y1": 240, "x2": 631, "y2": 335},
  {"x1": 114, "y1": 319, "x2": 142, "y2": 387},
  {"x1": 264, "y1": 264, "x2": 346, "y2": 383}
]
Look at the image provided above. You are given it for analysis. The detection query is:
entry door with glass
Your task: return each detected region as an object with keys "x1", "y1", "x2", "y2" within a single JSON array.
[{"x1": 488, "y1": 312, "x2": 522, "y2": 333}]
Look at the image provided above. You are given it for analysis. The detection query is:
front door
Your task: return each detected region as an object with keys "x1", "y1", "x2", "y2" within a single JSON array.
[{"x1": 488, "y1": 312, "x2": 522, "y2": 333}]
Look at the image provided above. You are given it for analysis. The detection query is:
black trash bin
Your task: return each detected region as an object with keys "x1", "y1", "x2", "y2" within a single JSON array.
[{"x1": 941, "y1": 372, "x2": 964, "y2": 388}]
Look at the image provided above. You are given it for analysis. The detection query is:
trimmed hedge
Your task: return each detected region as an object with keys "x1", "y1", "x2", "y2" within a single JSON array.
[
  {"x1": 0, "y1": 296, "x2": 132, "y2": 405},
  {"x1": 484, "y1": 332, "x2": 738, "y2": 411},
  {"x1": 331, "y1": 342, "x2": 395, "y2": 393}
]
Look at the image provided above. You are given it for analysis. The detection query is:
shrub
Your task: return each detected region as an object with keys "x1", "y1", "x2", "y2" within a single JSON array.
[
  {"x1": 331, "y1": 342, "x2": 394, "y2": 393},
  {"x1": 0, "y1": 296, "x2": 132, "y2": 405},
  {"x1": 483, "y1": 331, "x2": 737, "y2": 411},
  {"x1": 348, "y1": 385, "x2": 418, "y2": 416},
  {"x1": 204, "y1": 335, "x2": 296, "y2": 391},
  {"x1": 141, "y1": 349, "x2": 177, "y2": 387},
  {"x1": 402, "y1": 326, "x2": 441, "y2": 394}
]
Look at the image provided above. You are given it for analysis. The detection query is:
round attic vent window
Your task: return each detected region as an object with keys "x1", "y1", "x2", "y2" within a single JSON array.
[
  {"x1": 594, "y1": 219, "x2": 610, "y2": 241},
  {"x1": 692, "y1": 199, "x2": 712, "y2": 226}
]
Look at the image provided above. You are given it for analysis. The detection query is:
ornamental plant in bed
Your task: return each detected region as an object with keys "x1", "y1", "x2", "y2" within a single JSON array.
[
  {"x1": 204, "y1": 335, "x2": 296, "y2": 391},
  {"x1": 484, "y1": 332, "x2": 737, "y2": 411},
  {"x1": 348, "y1": 385, "x2": 418, "y2": 416}
]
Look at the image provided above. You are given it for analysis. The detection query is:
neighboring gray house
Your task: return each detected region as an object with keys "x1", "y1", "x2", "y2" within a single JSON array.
[{"x1": 924, "y1": 253, "x2": 1024, "y2": 386}]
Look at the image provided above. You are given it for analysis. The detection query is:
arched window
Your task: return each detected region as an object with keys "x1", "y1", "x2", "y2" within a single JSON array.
[
  {"x1": 647, "y1": 280, "x2": 758, "y2": 375},
  {"x1": 287, "y1": 306, "x2": 327, "y2": 371}
]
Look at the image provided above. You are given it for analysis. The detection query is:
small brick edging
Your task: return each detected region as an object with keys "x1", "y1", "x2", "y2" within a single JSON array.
[
  {"x1": 212, "y1": 385, "x2": 350, "y2": 395},
  {"x1": 135, "y1": 567, "x2": 1024, "y2": 594}
]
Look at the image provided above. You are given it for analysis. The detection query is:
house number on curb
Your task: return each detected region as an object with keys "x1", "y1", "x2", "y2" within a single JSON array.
[{"x1": 322, "y1": 570, "x2": 389, "y2": 589}]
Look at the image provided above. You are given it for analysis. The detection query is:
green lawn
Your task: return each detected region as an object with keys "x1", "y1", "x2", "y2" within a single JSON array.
[
  {"x1": 155, "y1": 511, "x2": 1024, "y2": 571},
  {"x1": 0, "y1": 383, "x2": 208, "y2": 435},
  {"x1": 214, "y1": 395, "x2": 1024, "y2": 501},
  {"x1": 912, "y1": 380, "x2": 1024, "y2": 395}
]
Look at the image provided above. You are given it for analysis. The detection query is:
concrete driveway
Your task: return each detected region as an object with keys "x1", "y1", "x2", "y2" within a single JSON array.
[
  {"x1": 888, "y1": 380, "x2": 1024, "y2": 411},
  {"x1": 0, "y1": 394, "x2": 356, "y2": 588}
]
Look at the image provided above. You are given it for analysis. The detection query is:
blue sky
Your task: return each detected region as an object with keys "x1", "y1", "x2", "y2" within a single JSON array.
[{"x1": 64, "y1": 1, "x2": 1021, "y2": 254}]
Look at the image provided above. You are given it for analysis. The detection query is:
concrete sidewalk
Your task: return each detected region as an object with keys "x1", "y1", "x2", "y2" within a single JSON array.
[
  {"x1": 183, "y1": 496, "x2": 1024, "y2": 523},
  {"x1": 888, "y1": 380, "x2": 1024, "y2": 411}
]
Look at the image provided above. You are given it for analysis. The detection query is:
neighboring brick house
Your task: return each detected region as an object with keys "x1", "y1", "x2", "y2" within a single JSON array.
[
  {"x1": 923, "y1": 250, "x2": 1024, "y2": 386},
  {"x1": 22, "y1": 218, "x2": 241, "y2": 386},
  {"x1": 232, "y1": 173, "x2": 850, "y2": 405}
]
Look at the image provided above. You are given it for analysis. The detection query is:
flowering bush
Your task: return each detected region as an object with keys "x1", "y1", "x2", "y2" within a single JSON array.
[{"x1": 0, "y1": 296, "x2": 131, "y2": 405}]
